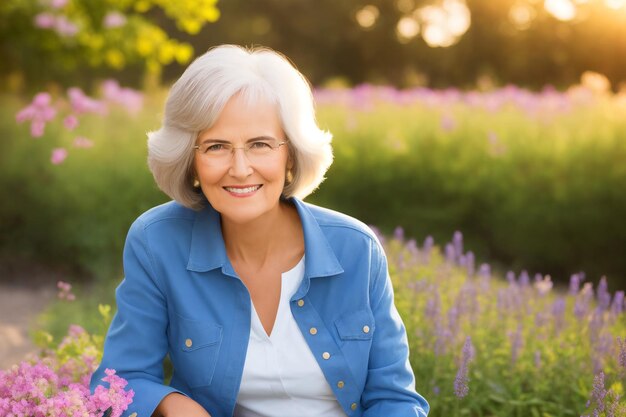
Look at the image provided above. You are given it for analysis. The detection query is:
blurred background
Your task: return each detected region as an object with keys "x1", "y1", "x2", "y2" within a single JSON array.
[{"x1": 1, "y1": 0, "x2": 625, "y2": 291}]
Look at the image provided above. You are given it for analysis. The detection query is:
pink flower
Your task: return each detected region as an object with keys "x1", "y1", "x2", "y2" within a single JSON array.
[
  {"x1": 101, "y1": 79, "x2": 143, "y2": 114},
  {"x1": 440, "y1": 114, "x2": 456, "y2": 132},
  {"x1": 73, "y1": 136, "x2": 94, "y2": 148},
  {"x1": 34, "y1": 13, "x2": 56, "y2": 29},
  {"x1": 51, "y1": 148, "x2": 68, "y2": 165},
  {"x1": 54, "y1": 15, "x2": 79, "y2": 37},
  {"x1": 57, "y1": 280, "x2": 75, "y2": 299},
  {"x1": 103, "y1": 11, "x2": 127, "y2": 28},
  {"x1": 63, "y1": 114, "x2": 79, "y2": 130},
  {"x1": 49, "y1": 0, "x2": 69, "y2": 8},
  {"x1": 15, "y1": 92, "x2": 57, "y2": 138},
  {"x1": 68, "y1": 87, "x2": 107, "y2": 115}
]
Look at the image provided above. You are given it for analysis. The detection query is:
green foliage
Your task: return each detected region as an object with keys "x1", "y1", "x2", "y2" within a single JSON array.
[
  {"x1": 1, "y1": 87, "x2": 625, "y2": 286},
  {"x1": 311, "y1": 91, "x2": 626, "y2": 287},
  {"x1": 0, "y1": 0, "x2": 219, "y2": 89}
]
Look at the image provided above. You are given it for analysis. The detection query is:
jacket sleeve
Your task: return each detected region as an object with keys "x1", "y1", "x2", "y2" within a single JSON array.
[
  {"x1": 361, "y1": 239, "x2": 429, "y2": 417},
  {"x1": 90, "y1": 218, "x2": 186, "y2": 417}
]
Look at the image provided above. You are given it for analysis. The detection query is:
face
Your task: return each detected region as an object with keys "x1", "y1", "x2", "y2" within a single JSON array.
[{"x1": 193, "y1": 93, "x2": 292, "y2": 226}]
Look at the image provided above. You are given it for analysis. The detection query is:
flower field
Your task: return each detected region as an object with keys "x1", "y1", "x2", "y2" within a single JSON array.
[
  {"x1": 1, "y1": 79, "x2": 626, "y2": 416},
  {"x1": 2, "y1": 229, "x2": 625, "y2": 416},
  {"x1": 386, "y1": 229, "x2": 626, "y2": 416}
]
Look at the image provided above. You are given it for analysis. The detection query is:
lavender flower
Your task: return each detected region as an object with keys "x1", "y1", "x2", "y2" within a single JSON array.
[
  {"x1": 596, "y1": 276, "x2": 611, "y2": 311},
  {"x1": 570, "y1": 273, "x2": 582, "y2": 295},
  {"x1": 393, "y1": 226, "x2": 404, "y2": 242},
  {"x1": 616, "y1": 337, "x2": 626, "y2": 375},
  {"x1": 454, "y1": 336, "x2": 475, "y2": 398},
  {"x1": 583, "y1": 371, "x2": 607, "y2": 417},
  {"x1": 453, "y1": 231, "x2": 463, "y2": 260},
  {"x1": 445, "y1": 243, "x2": 456, "y2": 264},
  {"x1": 611, "y1": 291, "x2": 624, "y2": 316},
  {"x1": 466, "y1": 251, "x2": 475, "y2": 277},
  {"x1": 506, "y1": 271, "x2": 516, "y2": 286},
  {"x1": 509, "y1": 325, "x2": 524, "y2": 364},
  {"x1": 518, "y1": 270, "x2": 530, "y2": 288}
]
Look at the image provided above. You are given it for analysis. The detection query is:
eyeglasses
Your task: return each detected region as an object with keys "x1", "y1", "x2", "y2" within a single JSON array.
[{"x1": 193, "y1": 138, "x2": 288, "y2": 166}]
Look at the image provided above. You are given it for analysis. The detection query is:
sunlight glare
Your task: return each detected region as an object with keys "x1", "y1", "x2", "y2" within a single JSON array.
[
  {"x1": 544, "y1": 0, "x2": 577, "y2": 21},
  {"x1": 509, "y1": 3, "x2": 536, "y2": 30},
  {"x1": 396, "y1": 16, "x2": 420, "y2": 42},
  {"x1": 605, "y1": 0, "x2": 626, "y2": 9},
  {"x1": 356, "y1": 5, "x2": 380, "y2": 29},
  {"x1": 416, "y1": 0, "x2": 471, "y2": 48}
]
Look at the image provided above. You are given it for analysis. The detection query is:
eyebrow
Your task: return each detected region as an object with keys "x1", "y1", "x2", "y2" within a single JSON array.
[{"x1": 198, "y1": 136, "x2": 279, "y2": 145}]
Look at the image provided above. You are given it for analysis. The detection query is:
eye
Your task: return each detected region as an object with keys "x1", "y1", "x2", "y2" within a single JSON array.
[
  {"x1": 204, "y1": 143, "x2": 228, "y2": 153},
  {"x1": 249, "y1": 141, "x2": 273, "y2": 150}
]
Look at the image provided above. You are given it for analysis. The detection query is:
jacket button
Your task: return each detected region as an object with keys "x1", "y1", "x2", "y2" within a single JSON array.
[
  {"x1": 351, "y1": 403, "x2": 357, "y2": 410},
  {"x1": 297, "y1": 299, "x2": 305, "y2": 307},
  {"x1": 309, "y1": 327, "x2": 318, "y2": 335},
  {"x1": 337, "y1": 381, "x2": 345, "y2": 389},
  {"x1": 363, "y1": 325, "x2": 370, "y2": 334},
  {"x1": 185, "y1": 338, "x2": 193, "y2": 348},
  {"x1": 322, "y1": 352, "x2": 331, "y2": 360}
]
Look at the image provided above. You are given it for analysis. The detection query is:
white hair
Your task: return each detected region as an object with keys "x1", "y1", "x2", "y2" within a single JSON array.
[{"x1": 147, "y1": 44, "x2": 334, "y2": 210}]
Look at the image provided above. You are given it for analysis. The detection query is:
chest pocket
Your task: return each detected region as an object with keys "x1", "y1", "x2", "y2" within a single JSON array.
[
  {"x1": 334, "y1": 309, "x2": 375, "y2": 342},
  {"x1": 170, "y1": 318, "x2": 223, "y2": 388}
]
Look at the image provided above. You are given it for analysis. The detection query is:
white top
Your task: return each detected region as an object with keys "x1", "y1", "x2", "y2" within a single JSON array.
[{"x1": 233, "y1": 256, "x2": 348, "y2": 417}]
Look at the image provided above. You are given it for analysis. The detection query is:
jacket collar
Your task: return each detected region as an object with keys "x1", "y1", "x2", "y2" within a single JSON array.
[{"x1": 186, "y1": 197, "x2": 344, "y2": 280}]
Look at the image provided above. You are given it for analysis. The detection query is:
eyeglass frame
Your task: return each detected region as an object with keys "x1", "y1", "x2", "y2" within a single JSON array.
[{"x1": 192, "y1": 138, "x2": 289, "y2": 164}]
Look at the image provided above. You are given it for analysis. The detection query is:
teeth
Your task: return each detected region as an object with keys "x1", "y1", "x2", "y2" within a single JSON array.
[{"x1": 225, "y1": 185, "x2": 261, "y2": 194}]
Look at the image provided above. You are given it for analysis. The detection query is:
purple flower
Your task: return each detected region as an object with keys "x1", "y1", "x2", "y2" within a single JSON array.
[
  {"x1": 583, "y1": 371, "x2": 607, "y2": 416},
  {"x1": 611, "y1": 291, "x2": 624, "y2": 316},
  {"x1": 518, "y1": 270, "x2": 530, "y2": 288},
  {"x1": 596, "y1": 276, "x2": 611, "y2": 311},
  {"x1": 445, "y1": 243, "x2": 455, "y2": 264},
  {"x1": 453, "y1": 231, "x2": 463, "y2": 260},
  {"x1": 454, "y1": 336, "x2": 474, "y2": 398},
  {"x1": 465, "y1": 251, "x2": 475, "y2": 277},
  {"x1": 569, "y1": 273, "x2": 582, "y2": 295},
  {"x1": 616, "y1": 337, "x2": 626, "y2": 374},
  {"x1": 506, "y1": 271, "x2": 516, "y2": 286},
  {"x1": 575, "y1": 283, "x2": 594, "y2": 320},
  {"x1": 509, "y1": 325, "x2": 524, "y2": 364},
  {"x1": 393, "y1": 226, "x2": 404, "y2": 242}
]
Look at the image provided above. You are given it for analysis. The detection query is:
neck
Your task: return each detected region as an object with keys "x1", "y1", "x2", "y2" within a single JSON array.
[{"x1": 221, "y1": 200, "x2": 301, "y2": 270}]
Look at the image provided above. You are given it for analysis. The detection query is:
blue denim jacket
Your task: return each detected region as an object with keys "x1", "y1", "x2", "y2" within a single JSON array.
[{"x1": 90, "y1": 198, "x2": 429, "y2": 417}]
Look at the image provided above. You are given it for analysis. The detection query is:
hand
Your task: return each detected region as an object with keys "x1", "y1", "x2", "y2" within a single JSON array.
[{"x1": 151, "y1": 393, "x2": 212, "y2": 417}]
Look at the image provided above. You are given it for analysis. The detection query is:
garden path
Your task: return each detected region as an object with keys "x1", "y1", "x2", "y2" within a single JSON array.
[{"x1": 0, "y1": 283, "x2": 55, "y2": 370}]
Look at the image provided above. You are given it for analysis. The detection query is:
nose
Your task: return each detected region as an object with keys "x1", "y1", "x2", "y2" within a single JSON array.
[{"x1": 228, "y1": 147, "x2": 253, "y2": 179}]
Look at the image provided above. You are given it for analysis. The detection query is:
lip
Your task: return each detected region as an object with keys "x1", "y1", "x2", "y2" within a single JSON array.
[{"x1": 223, "y1": 184, "x2": 262, "y2": 198}]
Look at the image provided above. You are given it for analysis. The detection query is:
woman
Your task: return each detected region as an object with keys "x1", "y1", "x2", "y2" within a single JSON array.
[{"x1": 90, "y1": 45, "x2": 429, "y2": 417}]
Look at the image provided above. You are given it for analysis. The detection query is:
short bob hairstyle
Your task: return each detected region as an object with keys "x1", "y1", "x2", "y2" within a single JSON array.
[{"x1": 147, "y1": 44, "x2": 333, "y2": 210}]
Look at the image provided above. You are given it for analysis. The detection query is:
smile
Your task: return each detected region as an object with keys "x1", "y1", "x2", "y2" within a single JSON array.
[{"x1": 223, "y1": 185, "x2": 262, "y2": 195}]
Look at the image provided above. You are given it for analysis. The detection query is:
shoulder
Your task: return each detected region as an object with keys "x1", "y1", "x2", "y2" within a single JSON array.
[
  {"x1": 133, "y1": 200, "x2": 197, "y2": 229},
  {"x1": 126, "y1": 200, "x2": 199, "y2": 244},
  {"x1": 302, "y1": 200, "x2": 381, "y2": 245}
]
